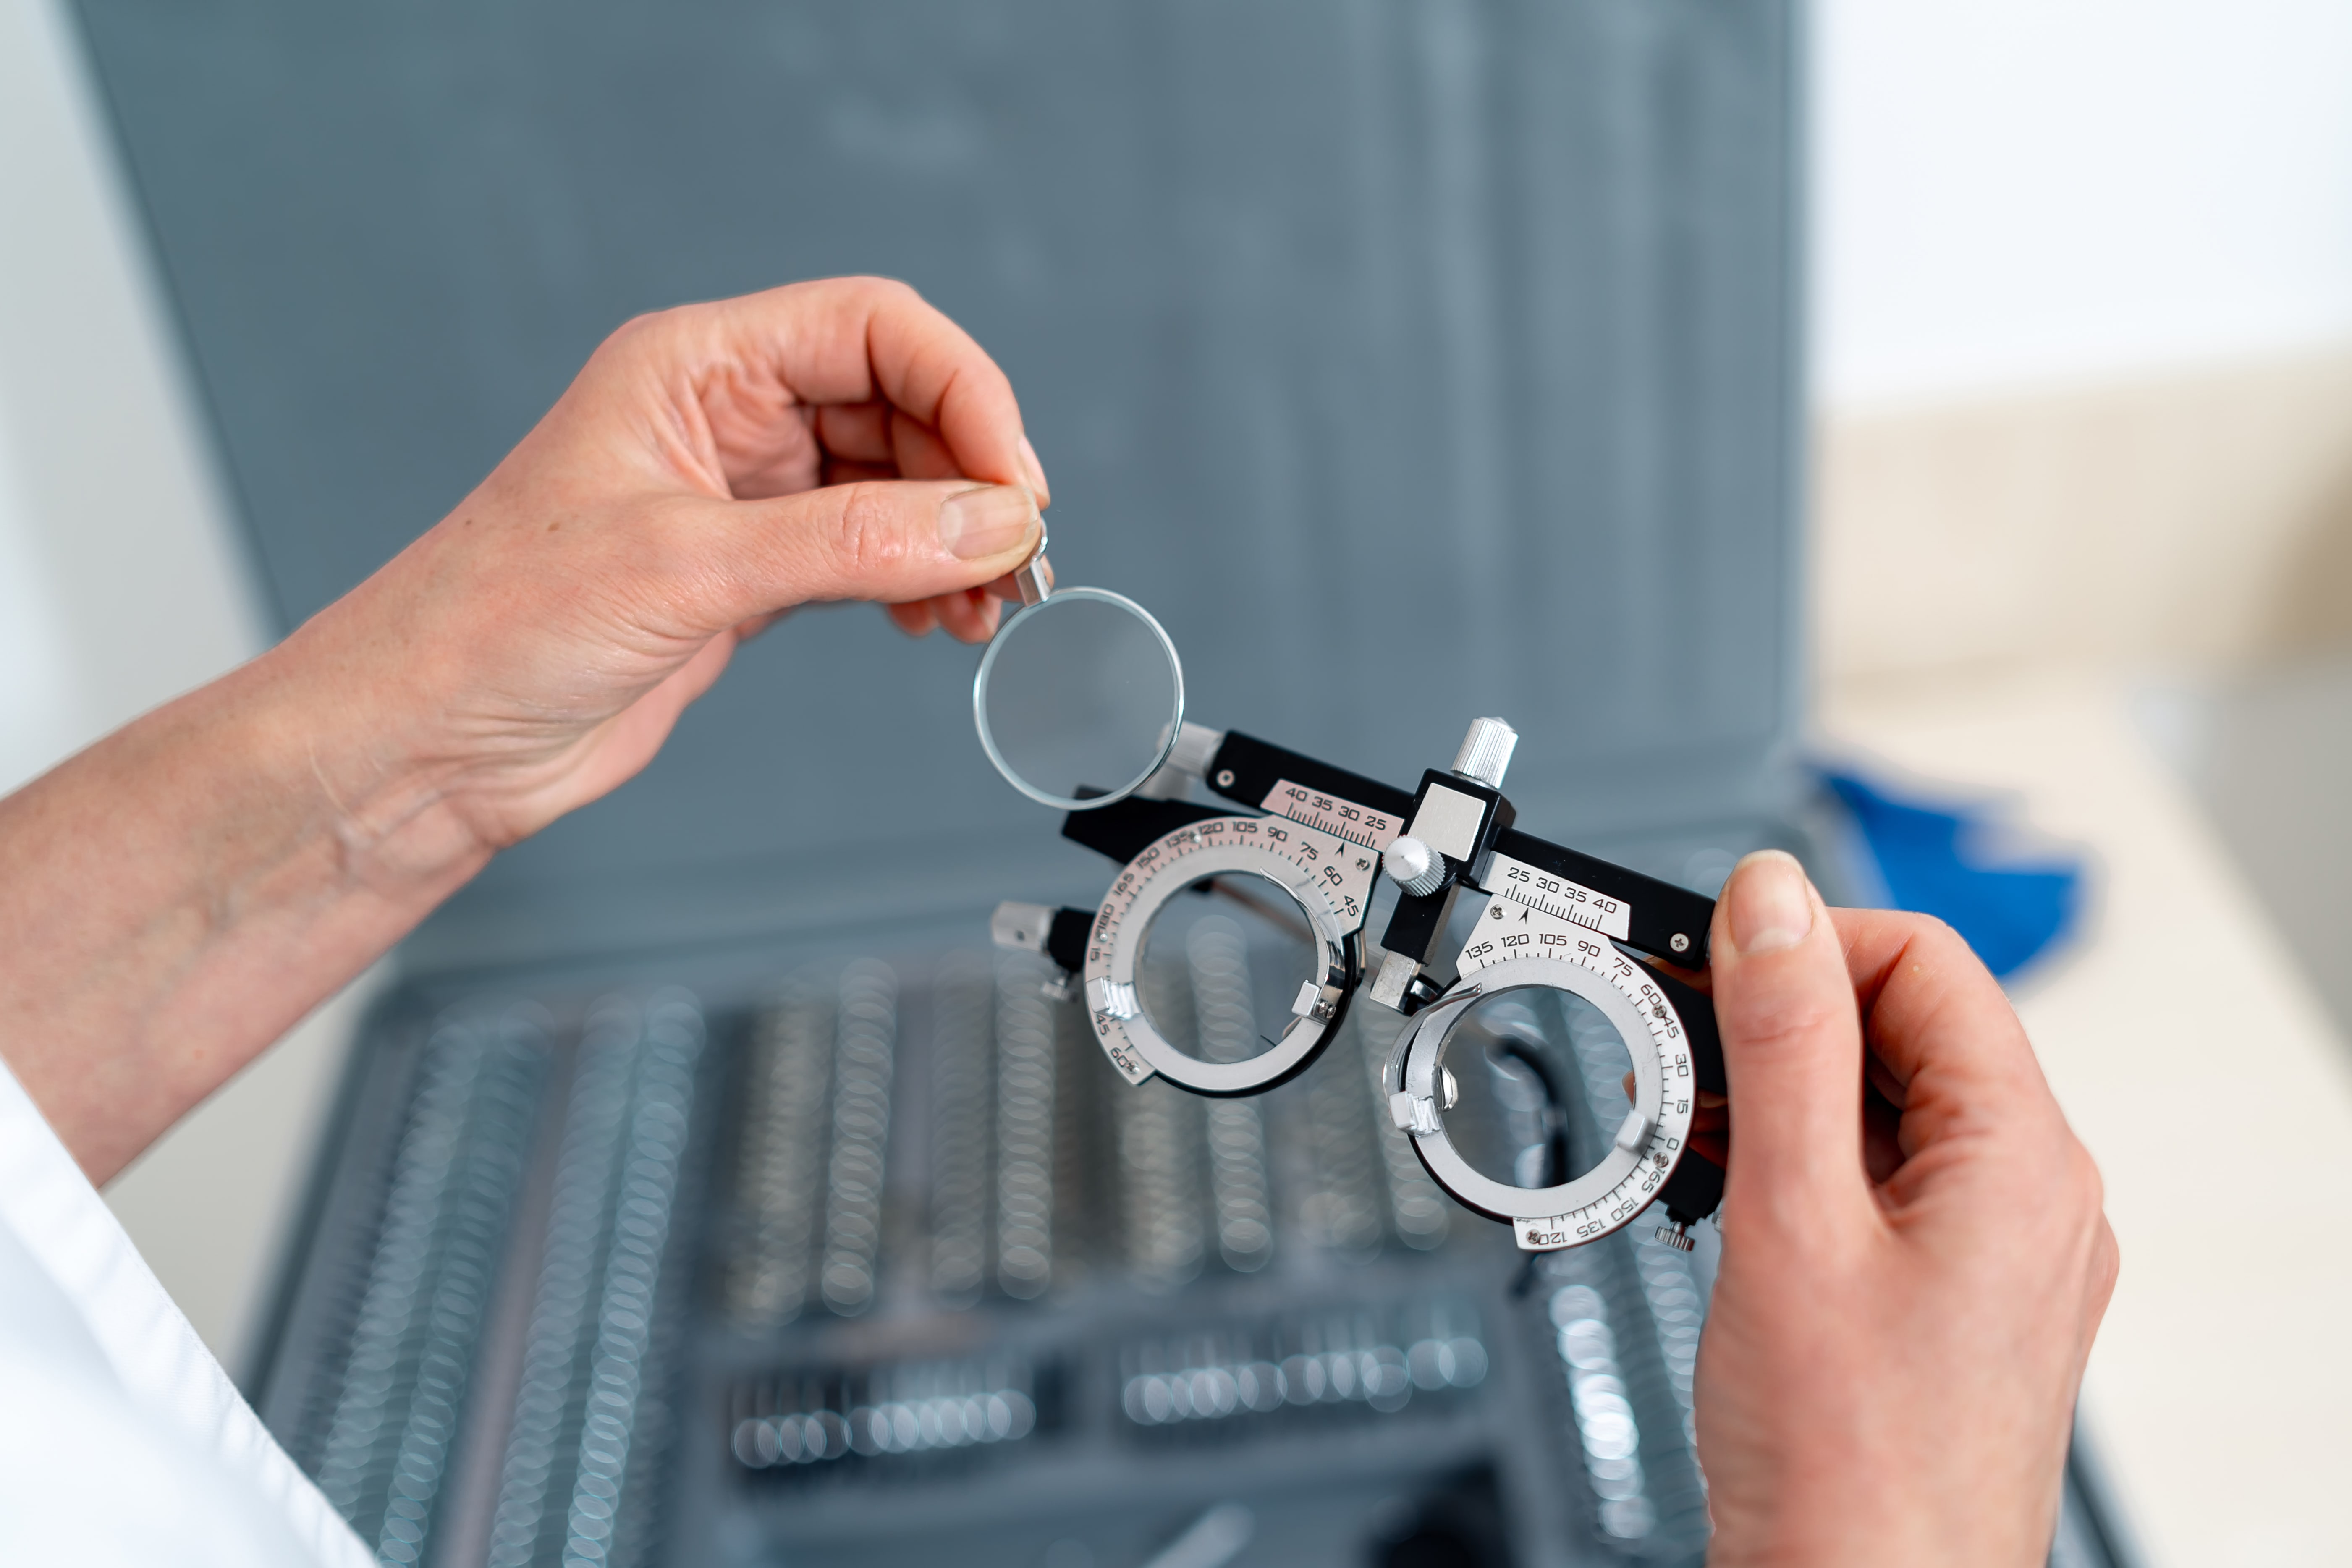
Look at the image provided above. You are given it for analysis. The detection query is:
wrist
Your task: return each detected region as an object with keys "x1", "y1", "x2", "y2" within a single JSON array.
[
  {"x1": 0, "y1": 639, "x2": 495, "y2": 1180},
  {"x1": 1703, "y1": 1467, "x2": 2061, "y2": 1568},
  {"x1": 237, "y1": 628, "x2": 501, "y2": 898}
]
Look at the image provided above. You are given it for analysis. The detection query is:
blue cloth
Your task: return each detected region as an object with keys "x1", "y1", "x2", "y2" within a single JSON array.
[{"x1": 1823, "y1": 770, "x2": 2085, "y2": 982}]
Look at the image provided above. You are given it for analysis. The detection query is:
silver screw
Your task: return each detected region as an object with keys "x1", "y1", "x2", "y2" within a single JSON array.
[
  {"x1": 1214, "y1": 769, "x2": 1235, "y2": 789},
  {"x1": 1669, "y1": 933, "x2": 1690, "y2": 954},
  {"x1": 1654, "y1": 1221, "x2": 1695, "y2": 1253}
]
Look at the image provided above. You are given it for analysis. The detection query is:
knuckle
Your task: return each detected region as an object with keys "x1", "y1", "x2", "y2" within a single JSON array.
[
  {"x1": 605, "y1": 306, "x2": 676, "y2": 351},
  {"x1": 2094, "y1": 1218, "x2": 2122, "y2": 1288},
  {"x1": 2076, "y1": 1213, "x2": 2122, "y2": 1321},
  {"x1": 1724, "y1": 987, "x2": 1847, "y2": 1058},
  {"x1": 593, "y1": 305, "x2": 701, "y2": 375},
  {"x1": 2067, "y1": 1142, "x2": 2107, "y2": 1215},
  {"x1": 851, "y1": 274, "x2": 922, "y2": 308},
  {"x1": 1889, "y1": 909, "x2": 1964, "y2": 953},
  {"x1": 803, "y1": 274, "x2": 921, "y2": 316},
  {"x1": 831, "y1": 483, "x2": 914, "y2": 579},
  {"x1": 1864, "y1": 908, "x2": 1974, "y2": 971}
]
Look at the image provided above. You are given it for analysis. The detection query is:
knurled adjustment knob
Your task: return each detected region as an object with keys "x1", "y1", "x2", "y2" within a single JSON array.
[
  {"x1": 1452, "y1": 716, "x2": 1518, "y2": 790},
  {"x1": 1383, "y1": 835, "x2": 1448, "y2": 897}
]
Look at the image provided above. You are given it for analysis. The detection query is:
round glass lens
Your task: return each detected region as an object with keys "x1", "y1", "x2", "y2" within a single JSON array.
[
  {"x1": 1133, "y1": 876, "x2": 1323, "y2": 1065},
  {"x1": 1438, "y1": 988, "x2": 1634, "y2": 1190},
  {"x1": 974, "y1": 588, "x2": 1184, "y2": 809}
]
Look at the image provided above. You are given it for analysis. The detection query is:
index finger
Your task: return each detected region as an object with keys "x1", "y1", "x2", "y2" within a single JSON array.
[
  {"x1": 1831, "y1": 908, "x2": 2063, "y2": 1155},
  {"x1": 712, "y1": 277, "x2": 1030, "y2": 491}
]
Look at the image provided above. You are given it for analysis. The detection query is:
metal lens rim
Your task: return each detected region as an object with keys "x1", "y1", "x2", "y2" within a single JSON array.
[
  {"x1": 1116, "y1": 860, "x2": 1351, "y2": 1095},
  {"x1": 972, "y1": 585, "x2": 1186, "y2": 812},
  {"x1": 1391, "y1": 957, "x2": 1667, "y2": 1224}
]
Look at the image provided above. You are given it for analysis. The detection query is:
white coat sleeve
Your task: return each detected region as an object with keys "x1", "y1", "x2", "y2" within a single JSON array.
[{"x1": 0, "y1": 1057, "x2": 374, "y2": 1568}]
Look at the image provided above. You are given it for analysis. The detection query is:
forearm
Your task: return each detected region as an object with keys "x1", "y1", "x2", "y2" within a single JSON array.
[
  {"x1": 0, "y1": 643, "x2": 487, "y2": 1183},
  {"x1": 0, "y1": 281, "x2": 1047, "y2": 1185}
]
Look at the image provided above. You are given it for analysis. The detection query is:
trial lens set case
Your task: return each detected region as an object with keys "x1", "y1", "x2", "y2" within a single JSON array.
[{"x1": 68, "y1": 3, "x2": 2123, "y2": 1564}]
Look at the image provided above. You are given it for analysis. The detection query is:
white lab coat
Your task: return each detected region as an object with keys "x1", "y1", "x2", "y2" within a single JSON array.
[{"x1": 0, "y1": 1058, "x2": 373, "y2": 1567}]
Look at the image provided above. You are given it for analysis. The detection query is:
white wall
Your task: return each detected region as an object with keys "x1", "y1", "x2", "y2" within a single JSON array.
[
  {"x1": 0, "y1": 426, "x2": 81, "y2": 788},
  {"x1": 0, "y1": 0, "x2": 362, "y2": 1372},
  {"x1": 1814, "y1": 0, "x2": 2352, "y2": 409},
  {"x1": 0, "y1": 0, "x2": 260, "y2": 787}
]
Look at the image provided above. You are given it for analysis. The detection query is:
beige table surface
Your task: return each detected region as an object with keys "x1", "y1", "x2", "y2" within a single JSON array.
[{"x1": 1825, "y1": 668, "x2": 2352, "y2": 1568}]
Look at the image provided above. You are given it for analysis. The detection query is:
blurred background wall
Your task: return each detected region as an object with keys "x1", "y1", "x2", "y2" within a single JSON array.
[
  {"x1": 1818, "y1": 0, "x2": 2352, "y2": 407},
  {"x1": 0, "y1": 0, "x2": 257, "y2": 790},
  {"x1": 3, "y1": 0, "x2": 2351, "y2": 1404},
  {"x1": 0, "y1": 0, "x2": 374, "y2": 1369},
  {"x1": 1807, "y1": 0, "x2": 2352, "y2": 1056},
  {"x1": 1812, "y1": 0, "x2": 2352, "y2": 686}
]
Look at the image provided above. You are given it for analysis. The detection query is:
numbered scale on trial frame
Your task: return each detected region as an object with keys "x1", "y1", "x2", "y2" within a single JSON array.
[
  {"x1": 989, "y1": 716, "x2": 1726, "y2": 1254},
  {"x1": 973, "y1": 543, "x2": 1727, "y2": 1254}
]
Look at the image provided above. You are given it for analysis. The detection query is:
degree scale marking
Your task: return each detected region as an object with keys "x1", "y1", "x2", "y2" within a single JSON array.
[
  {"x1": 1482, "y1": 850, "x2": 1632, "y2": 941},
  {"x1": 1442, "y1": 880, "x2": 1694, "y2": 1251},
  {"x1": 1082, "y1": 814, "x2": 1376, "y2": 1088},
  {"x1": 1259, "y1": 779, "x2": 1401, "y2": 853},
  {"x1": 1079, "y1": 791, "x2": 1687, "y2": 1248}
]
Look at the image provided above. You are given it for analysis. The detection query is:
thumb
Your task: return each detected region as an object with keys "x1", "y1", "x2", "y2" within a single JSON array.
[
  {"x1": 1709, "y1": 850, "x2": 1872, "y2": 1228},
  {"x1": 689, "y1": 479, "x2": 1042, "y2": 623}
]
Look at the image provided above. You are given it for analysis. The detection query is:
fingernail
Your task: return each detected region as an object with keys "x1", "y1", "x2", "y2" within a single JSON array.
[
  {"x1": 1018, "y1": 435, "x2": 1052, "y2": 507},
  {"x1": 1726, "y1": 849, "x2": 1814, "y2": 955},
  {"x1": 939, "y1": 483, "x2": 1041, "y2": 559}
]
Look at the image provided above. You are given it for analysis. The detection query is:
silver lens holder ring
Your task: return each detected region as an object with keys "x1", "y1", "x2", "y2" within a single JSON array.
[
  {"x1": 1081, "y1": 817, "x2": 1369, "y2": 1097},
  {"x1": 1383, "y1": 951, "x2": 1699, "y2": 1251},
  {"x1": 972, "y1": 585, "x2": 1186, "y2": 813}
]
